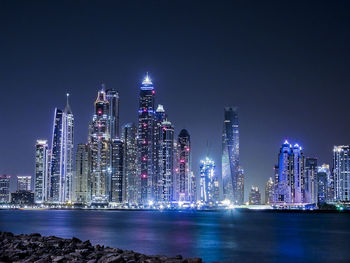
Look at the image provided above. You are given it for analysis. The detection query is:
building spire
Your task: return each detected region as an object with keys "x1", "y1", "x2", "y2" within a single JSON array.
[
  {"x1": 65, "y1": 93, "x2": 72, "y2": 114},
  {"x1": 142, "y1": 72, "x2": 153, "y2": 85}
]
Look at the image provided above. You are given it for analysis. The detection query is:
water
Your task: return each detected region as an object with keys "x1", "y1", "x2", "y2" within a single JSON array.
[{"x1": 0, "y1": 210, "x2": 350, "y2": 262}]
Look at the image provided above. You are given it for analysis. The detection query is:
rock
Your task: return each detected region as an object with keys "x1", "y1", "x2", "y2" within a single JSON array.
[
  {"x1": 52, "y1": 255, "x2": 65, "y2": 262},
  {"x1": 72, "y1": 237, "x2": 82, "y2": 243}
]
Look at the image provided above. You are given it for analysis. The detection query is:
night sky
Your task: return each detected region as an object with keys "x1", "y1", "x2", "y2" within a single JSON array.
[{"x1": 1, "y1": 1, "x2": 350, "y2": 199}]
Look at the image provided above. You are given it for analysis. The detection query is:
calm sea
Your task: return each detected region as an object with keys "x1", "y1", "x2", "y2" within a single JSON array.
[{"x1": 0, "y1": 210, "x2": 349, "y2": 263}]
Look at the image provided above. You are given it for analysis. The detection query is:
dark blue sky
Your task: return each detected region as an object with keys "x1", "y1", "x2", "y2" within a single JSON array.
[{"x1": 1, "y1": 1, "x2": 350, "y2": 199}]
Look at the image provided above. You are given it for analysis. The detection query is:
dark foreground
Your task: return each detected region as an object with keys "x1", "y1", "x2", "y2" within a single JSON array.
[
  {"x1": 1, "y1": 210, "x2": 350, "y2": 263},
  {"x1": 0, "y1": 232, "x2": 201, "y2": 263}
]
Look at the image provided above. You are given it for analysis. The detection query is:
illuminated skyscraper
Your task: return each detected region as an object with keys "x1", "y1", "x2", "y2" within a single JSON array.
[
  {"x1": 158, "y1": 120, "x2": 174, "y2": 202},
  {"x1": 106, "y1": 88, "x2": 120, "y2": 139},
  {"x1": 304, "y1": 157, "x2": 318, "y2": 203},
  {"x1": 122, "y1": 123, "x2": 138, "y2": 204},
  {"x1": 222, "y1": 107, "x2": 241, "y2": 204},
  {"x1": 110, "y1": 138, "x2": 124, "y2": 203},
  {"x1": 74, "y1": 144, "x2": 90, "y2": 204},
  {"x1": 63, "y1": 93, "x2": 74, "y2": 203},
  {"x1": 35, "y1": 139, "x2": 49, "y2": 203},
  {"x1": 200, "y1": 157, "x2": 218, "y2": 204},
  {"x1": 137, "y1": 74, "x2": 155, "y2": 203},
  {"x1": 89, "y1": 87, "x2": 111, "y2": 204},
  {"x1": 0, "y1": 175, "x2": 11, "y2": 203},
  {"x1": 49, "y1": 108, "x2": 64, "y2": 202},
  {"x1": 265, "y1": 177, "x2": 274, "y2": 205},
  {"x1": 176, "y1": 129, "x2": 193, "y2": 202},
  {"x1": 317, "y1": 164, "x2": 329, "y2": 205},
  {"x1": 333, "y1": 145, "x2": 350, "y2": 202},
  {"x1": 274, "y1": 141, "x2": 305, "y2": 204},
  {"x1": 249, "y1": 186, "x2": 261, "y2": 205},
  {"x1": 17, "y1": 176, "x2": 32, "y2": 191}
]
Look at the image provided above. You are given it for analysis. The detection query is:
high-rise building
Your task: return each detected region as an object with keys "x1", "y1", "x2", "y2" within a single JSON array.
[
  {"x1": 176, "y1": 129, "x2": 193, "y2": 202},
  {"x1": 333, "y1": 145, "x2": 350, "y2": 202},
  {"x1": 35, "y1": 140, "x2": 49, "y2": 203},
  {"x1": 249, "y1": 186, "x2": 261, "y2": 205},
  {"x1": 89, "y1": 87, "x2": 111, "y2": 204},
  {"x1": 317, "y1": 164, "x2": 329, "y2": 205},
  {"x1": 0, "y1": 175, "x2": 10, "y2": 203},
  {"x1": 74, "y1": 144, "x2": 90, "y2": 204},
  {"x1": 49, "y1": 108, "x2": 64, "y2": 203},
  {"x1": 222, "y1": 107, "x2": 241, "y2": 204},
  {"x1": 17, "y1": 176, "x2": 32, "y2": 191},
  {"x1": 158, "y1": 120, "x2": 174, "y2": 202},
  {"x1": 200, "y1": 157, "x2": 219, "y2": 204},
  {"x1": 237, "y1": 167, "x2": 244, "y2": 204},
  {"x1": 274, "y1": 141, "x2": 305, "y2": 204},
  {"x1": 122, "y1": 123, "x2": 138, "y2": 204},
  {"x1": 265, "y1": 177, "x2": 274, "y2": 205},
  {"x1": 106, "y1": 88, "x2": 120, "y2": 139},
  {"x1": 63, "y1": 93, "x2": 74, "y2": 203},
  {"x1": 304, "y1": 157, "x2": 318, "y2": 204},
  {"x1": 137, "y1": 74, "x2": 155, "y2": 203},
  {"x1": 110, "y1": 139, "x2": 124, "y2": 203}
]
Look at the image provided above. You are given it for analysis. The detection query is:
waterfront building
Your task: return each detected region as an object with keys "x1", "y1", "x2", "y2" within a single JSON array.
[
  {"x1": 158, "y1": 120, "x2": 174, "y2": 202},
  {"x1": 176, "y1": 129, "x2": 193, "y2": 202},
  {"x1": 333, "y1": 145, "x2": 350, "y2": 202},
  {"x1": 110, "y1": 138, "x2": 124, "y2": 203},
  {"x1": 122, "y1": 123, "x2": 138, "y2": 204},
  {"x1": 222, "y1": 107, "x2": 241, "y2": 204},
  {"x1": 137, "y1": 74, "x2": 155, "y2": 204},
  {"x1": 89, "y1": 87, "x2": 111, "y2": 204},
  {"x1": 49, "y1": 108, "x2": 64, "y2": 203},
  {"x1": 106, "y1": 88, "x2": 120, "y2": 139},
  {"x1": 17, "y1": 176, "x2": 32, "y2": 191},
  {"x1": 274, "y1": 141, "x2": 305, "y2": 204},
  {"x1": 35, "y1": 139, "x2": 49, "y2": 203},
  {"x1": 0, "y1": 175, "x2": 10, "y2": 203},
  {"x1": 74, "y1": 144, "x2": 90, "y2": 204},
  {"x1": 304, "y1": 157, "x2": 318, "y2": 203},
  {"x1": 63, "y1": 93, "x2": 74, "y2": 203},
  {"x1": 200, "y1": 157, "x2": 218, "y2": 204},
  {"x1": 237, "y1": 167, "x2": 244, "y2": 204},
  {"x1": 153, "y1": 105, "x2": 167, "y2": 201},
  {"x1": 317, "y1": 164, "x2": 329, "y2": 205},
  {"x1": 265, "y1": 177, "x2": 274, "y2": 204},
  {"x1": 249, "y1": 186, "x2": 261, "y2": 205},
  {"x1": 11, "y1": 191, "x2": 34, "y2": 205}
]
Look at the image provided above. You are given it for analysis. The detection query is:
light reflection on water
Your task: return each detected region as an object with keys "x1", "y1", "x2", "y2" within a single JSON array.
[{"x1": 0, "y1": 210, "x2": 350, "y2": 263}]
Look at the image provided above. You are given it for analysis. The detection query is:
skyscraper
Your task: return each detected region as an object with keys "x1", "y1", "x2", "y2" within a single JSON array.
[
  {"x1": 304, "y1": 157, "x2": 318, "y2": 204},
  {"x1": 176, "y1": 129, "x2": 193, "y2": 202},
  {"x1": 222, "y1": 107, "x2": 241, "y2": 204},
  {"x1": 63, "y1": 93, "x2": 74, "y2": 203},
  {"x1": 17, "y1": 176, "x2": 32, "y2": 191},
  {"x1": 274, "y1": 141, "x2": 305, "y2": 204},
  {"x1": 200, "y1": 157, "x2": 218, "y2": 204},
  {"x1": 110, "y1": 138, "x2": 124, "y2": 203},
  {"x1": 0, "y1": 175, "x2": 10, "y2": 203},
  {"x1": 35, "y1": 139, "x2": 49, "y2": 203},
  {"x1": 333, "y1": 145, "x2": 350, "y2": 202},
  {"x1": 106, "y1": 88, "x2": 120, "y2": 139},
  {"x1": 249, "y1": 186, "x2": 261, "y2": 205},
  {"x1": 89, "y1": 87, "x2": 111, "y2": 204},
  {"x1": 74, "y1": 144, "x2": 90, "y2": 204},
  {"x1": 122, "y1": 123, "x2": 138, "y2": 204},
  {"x1": 317, "y1": 164, "x2": 329, "y2": 205},
  {"x1": 158, "y1": 120, "x2": 174, "y2": 202},
  {"x1": 49, "y1": 108, "x2": 64, "y2": 203},
  {"x1": 265, "y1": 177, "x2": 274, "y2": 205},
  {"x1": 138, "y1": 74, "x2": 155, "y2": 203}
]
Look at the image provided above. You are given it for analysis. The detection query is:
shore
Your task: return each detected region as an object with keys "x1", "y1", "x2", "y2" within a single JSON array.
[{"x1": 0, "y1": 232, "x2": 202, "y2": 263}]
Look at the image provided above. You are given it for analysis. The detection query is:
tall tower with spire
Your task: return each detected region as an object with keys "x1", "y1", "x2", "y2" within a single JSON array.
[
  {"x1": 63, "y1": 93, "x2": 74, "y2": 202},
  {"x1": 106, "y1": 86, "x2": 120, "y2": 139},
  {"x1": 138, "y1": 73, "x2": 156, "y2": 203},
  {"x1": 89, "y1": 86, "x2": 111, "y2": 203}
]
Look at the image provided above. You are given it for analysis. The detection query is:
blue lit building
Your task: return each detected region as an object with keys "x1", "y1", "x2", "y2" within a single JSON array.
[
  {"x1": 200, "y1": 157, "x2": 219, "y2": 204},
  {"x1": 317, "y1": 164, "x2": 329, "y2": 205},
  {"x1": 333, "y1": 145, "x2": 350, "y2": 202}
]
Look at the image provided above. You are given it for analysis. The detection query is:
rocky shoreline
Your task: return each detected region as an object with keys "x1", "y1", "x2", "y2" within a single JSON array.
[{"x1": 0, "y1": 232, "x2": 202, "y2": 263}]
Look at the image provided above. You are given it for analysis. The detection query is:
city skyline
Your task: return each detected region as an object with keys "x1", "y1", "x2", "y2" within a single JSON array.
[{"x1": 1, "y1": 1, "x2": 350, "y2": 200}]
